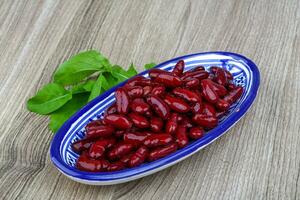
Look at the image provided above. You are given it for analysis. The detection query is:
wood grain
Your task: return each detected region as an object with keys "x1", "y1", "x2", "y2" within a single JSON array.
[{"x1": 0, "y1": 0, "x2": 299, "y2": 199}]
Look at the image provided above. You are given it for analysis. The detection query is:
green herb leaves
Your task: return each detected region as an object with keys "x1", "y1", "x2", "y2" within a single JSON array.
[{"x1": 27, "y1": 49, "x2": 156, "y2": 132}]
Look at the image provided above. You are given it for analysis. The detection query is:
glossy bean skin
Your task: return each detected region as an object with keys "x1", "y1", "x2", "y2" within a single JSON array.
[
  {"x1": 71, "y1": 139, "x2": 93, "y2": 153},
  {"x1": 164, "y1": 95, "x2": 190, "y2": 113},
  {"x1": 107, "y1": 161, "x2": 125, "y2": 171},
  {"x1": 88, "y1": 138, "x2": 115, "y2": 159},
  {"x1": 120, "y1": 153, "x2": 133, "y2": 166},
  {"x1": 192, "y1": 114, "x2": 218, "y2": 128},
  {"x1": 143, "y1": 134, "x2": 173, "y2": 147},
  {"x1": 180, "y1": 116, "x2": 194, "y2": 128},
  {"x1": 127, "y1": 86, "x2": 144, "y2": 98},
  {"x1": 85, "y1": 125, "x2": 114, "y2": 139},
  {"x1": 189, "y1": 127, "x2": 204, "y2": 139},
  {"x1": 126, "y1": 76, "x2": 151, "y2": 87},
  {"x1": 85, "y1": 119, "x2": 103, "y2": 131},
  {"x1": 130, "y1": 99, "x2": 150, "y2": 114},
  {"x1": 214, "y1": 68, "x2": 227, "y2": 85},
  {"x1": 104, "y1": 114, "x2": 132, "y2": 130},
  {"x1": 128, "y1": 146, "x2": 149, "y2": 167},
  {"x1": 175, "y1": 125, "x2": 189, "y2": 148},
  {"x1": 201, "y1": 79, "x2": 219, "y2": 104},
  {"x1": 149, "y1": 69, "x2": 168, "y2": 79},
  {"x1": 76, "y1": 154, "x2": 109, "y2": 172},
  {"x1": 173, "y1": 88, "x2": 201, "y2": 103},
  {"x1": 123, "y1": 132, "x2": 150, "y2": 146},
  {"x1": 165, "y1": 113, "x2": 178, "y2": 134},
  {"x1": 143, "y1": 86, "x2": 153, "y2": 96},
  {"x1": 114, "y1": 130, "x2": 125, "y2": 138},
  {"x1": 172, "y1": 60, "x2": 185, "y2": 76},
  {"x1": 215, "y1": 99, "x2": 230, "y2": 111},
  {"x1": 150, "y1": 117, "x2": 164, "y2": 132},
  {"x1": 211, "y1": 82, "x2": 227, "y2": 97},
  {"x1": 182, "y1": 70, "x2": 209, "y2": 81},
  {"x1": 105, "y1": 103, "x2": 117, "y2": 116},
  {"x1": 148, "y1": 143, "x2": 178, "y2": 161},
  {"x1": 184, "y1": 78, "x2": 200, "y2": 88},
  {"x1": 107, "y1": 143, "x2": 133, "y2": 160},
  {"x1": 223, "y1": 86, "x2": 243, "y2": 104},
  {"x1": 227, "y1": 82, "x2": 236, "y2": 90},
  {"x1": 191, "y1": 102, "x2": 203, "y2": 114},
  {"x1": 152, "y1": 85, "x2": 165, "y2": 97},
  {"x1": 190, "y1": 66, "x2": 205, "y2": 72},
  {"x1": 203, "y1": 103, "x2": 216, "y2": 117},
  {"x1": 154, "y1": 73, "x2": 182, "y2": 87},
  {"x1": 146, "y1": 95, "x2": 170, "y2": 120},
  {"x1": 128, "y1": 113, "x2": 149, "y2": 129},
  {"x1": 115, "y1": 88, "x2": 130, "y2": 114}
]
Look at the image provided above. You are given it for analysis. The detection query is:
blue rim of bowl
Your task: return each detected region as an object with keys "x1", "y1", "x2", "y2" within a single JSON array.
[{"x1": 50, "y1": 51, "x2": 260, "y2": 182}]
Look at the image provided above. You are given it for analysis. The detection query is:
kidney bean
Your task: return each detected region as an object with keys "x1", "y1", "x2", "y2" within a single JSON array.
[
  {"x1": 130, "y1": 99, "x2": 150, "y2": 114},
  {"x1": 149, "y1": 69, "x2": 168, "y2": 79},
  {"x1": 148, "y1": 143, "x2": 178, "y2": 161},
  {"x1": 154, "y1": 73, "x2": 182, "y2": 87},
  {"x1": 88, "y1": 138, "x2": 115, "y2": 159},
  {"x1": 128, "y1": 146, "x2": 149, "y2": 167},
  {"x1": 190, "y1": 66, "x2": 205, "y2": 72},
  {"x1": 128, "y1": 113, "x2": 149, "y2": 129},
  {"x1": 127, "y1": 86, "x2": 144, "y2": 98},
  {"x1": 210, "y1": 82, "x2": 227, "y2": 97},
  {"x1": 120, "y1": 153, "x2": 133, "y2": 166},
  {"x1": 104, "y1": 114, "x2": 132, "y2": 130},
  {"x1": 180, "y1": 116, "x2": 194, "y2": 128},
  {"x1": 182, "y1": 70, "x2": 209, "y2": 80},
  {"x1": 189, "y1": 127, "x2": 204, "y2": 140},
  {"x1": 184, "y1": 78, "x2": 200, "y2": 88},
  {"x1": 209, "y1": 66, "x2": 218, "y2": 74},
  {"x1": 76, "y1": 154, "x2": 109, "y2": 172},
  {"x1": 227, "y1": 82, "x2": 236, "y2": 90},
  {"x1": 203, "y1": 103, "x2": 216, "y2": 117},
  {"x1": 191, "y1": 102, "x2": 203, "y2": 114},
  {"x1": 165, "y1": 113, "x2": 178, "y2": 134},
  {"x1": 146, "y1": 95, "x2": 170, "y2": 119},
  {"x1": 123, "y1": 132, "x2": 150, "y2": 146},
  {"x1": 177, "y1": 114, "x2": 184, "y2": 122},
  {"x1": 144, "y1": 110, "x2": 153, "y2": 118},
  {"x1": 114, "y1": 130, "x2": 125, "y2": 138},
  {"x1": 143, "y1": 86, "x2": 153, "y2": 96},
  {"x1": 115, "y1": 88, "x2": 130, "y2": 114},
  {"x1": 173, "y1": 88, "x2": 201, "y2": 103},
  {"x1": 107, "y1": 143, "x2": 133, "y2": 160},
  {"x1": 192, "y1": 114, "x2": 218, "y2": 128},
  {"x1": 164, "y1": 95, "x2": 190, "y2": 113},
  {"x1": 223, "y1": 86, "x2": 243, "y2": 104},
  {"x1": 85, "y1": 125, "x2": 114, "y2": 139},
  {"x1": 201, "y1": 79, "x2": 219, "y2": 104},
  {"x1": 150, "y1": 117, "x2": 164, "y2": 132},
  {"x1": 215, "y1": 99, "x2": 230, "y2": 111},
  {"x1": 143, "y1": 134, "x2": 173, "y2": 147},
  {"x1": 214, "y1": 68, "x2": 227, "y2": 85},
  {"x1": 71, "y1": 139, "x2": 93, "y2": 153},
  {"x1": 107, "y1": 161, "x2": 125, "y2": 171},
  {"x1": 126, "y1": 76, "x2": 151, "y2": 87},
  {"x1": 216, "y1": 110, "x2": 226, "y2": 118},
  {"x1": 152, "y1": 85, "x2": 165, "y2": 97},
  {"x1": 105, "y1": 103, "x2": 117, "y2": 116},
  {"x1": 224, "y1": 69, "x2": 233, "y2": 80},
  {"x1": 172, "y1": 60, "x2": 185, "y2": 76},
  {"x1": 208, "y1": 73, "x2": 215, "y2": 80},
  {"x1": 175, "y1": 125, "x2": 189, "y2": 148}
]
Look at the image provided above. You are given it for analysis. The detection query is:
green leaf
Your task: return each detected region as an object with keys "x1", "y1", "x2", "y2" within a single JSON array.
[
  {"x1": 111, "y1": 65, "x2": 138, "y2": 83},
  {"x1": 102, "y1": 72, "x2": 119, "y2": 90},
  {"x1": 53, "y1": 50, "x2": 111, "y2": 85},
  {"x1": 27, "y1": 83, "x2": 72, "y2": 115},
  {"x1": 70, "y1": 79, "x2": 96, "y2": 94},
  {"x1": 144, "y1": 62, "x2": 157, "y2": 70},
  {"x1": 88, "y1": 74, "x2": 107, "y2": 102},
  {"x1": 127, "y1": 63, "x2": 138, "y2": 76},
  {"x1": 49, "y1": 93, "x2": 89, "y2": 132}
]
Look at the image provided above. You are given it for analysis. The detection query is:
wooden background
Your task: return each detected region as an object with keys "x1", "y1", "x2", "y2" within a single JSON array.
[{"x1": 0, "y1": 0, "x2": 299, "y2": 199}]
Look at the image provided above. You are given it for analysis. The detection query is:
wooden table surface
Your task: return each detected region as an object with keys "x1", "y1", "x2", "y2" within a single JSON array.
[{"x1": 0, "y1": 0, "x2": 299, "y2": 199}]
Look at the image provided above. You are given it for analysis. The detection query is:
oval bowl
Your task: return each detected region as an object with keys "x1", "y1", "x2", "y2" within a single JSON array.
[{"x1": 50, "y1": 51, "x2": 260, "y2": 185}]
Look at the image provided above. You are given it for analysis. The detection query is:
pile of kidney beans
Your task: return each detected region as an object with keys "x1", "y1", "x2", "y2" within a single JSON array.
[{"x1": 71, "y1": 60, "x2": 243, "y2": 172}]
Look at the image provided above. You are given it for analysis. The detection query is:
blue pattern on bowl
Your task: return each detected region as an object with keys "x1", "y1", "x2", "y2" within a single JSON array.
[{"x1": 50, "y1": 52, "x2": 260, "y2": 185}]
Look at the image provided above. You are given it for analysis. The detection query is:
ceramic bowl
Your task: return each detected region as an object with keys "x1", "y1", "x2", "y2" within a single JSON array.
[{"x1": 50, "y1": 51, "x2": 260, "y2": 185}]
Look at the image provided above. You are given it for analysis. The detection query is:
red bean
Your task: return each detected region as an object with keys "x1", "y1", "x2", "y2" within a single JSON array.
[
  {"x1": 227, "y1": 82, "x2": 236, "y2": 90},
  {"x1": 143, "y1": 134, "x2": 173, "y2": 147},
  {"x1": 180, "y1": 116, "x2": 194, "y2": 128},
  {"x1": 105, "y1": 103, "x2": 117, "y2": 116},
  {"x1": 76, "y1": 154, "x2": 109, "y2": 172},
  {"x1": 201, "y1": 79, "x2": 219, "y2": 104},
  {"x1": 149, "y1": 69, "x2": 168, "y2": 79},
  {"x1": 150, "y1": 117, "x2": 164, "y2": 132},
  {"x1": 210, "y1": 82, "x2": 227, "y2": 97},
  {"x1": 192, "y1": 114, "x2": 218, "y2": 128},
  {"x1": 114, "y1": 130, "x2": 125, "y2": 138},
  {"x1": 85, "y1": 120, "x2": 104, "y2": 131},
  {"x1": 126, "y1": 76, "x2": 151, "y2": 87},
  {"x1": 223, "y1": 86, "x2": 243, "y2": 104},
  {"x1": 216, "y1": 110, "x2": 226, "y2": 118},
  {"x1": 189, "y1": 127, "x2": 204, "y2": 139},
  {"x1": 88, "y1": 138, "x2": 115, "y2": 159},
  {"x1": 148, "y1": 143, "x2": 178, "y2": 161},
  {"x1": 224, "y1": 69, "x2": 233, "y2": 80},
  {"x1": 128, "y1": 146, "x2": 149, "y2": 167},
  {"x1": 214, "y1": 68, "x2": 227, "y2": 85},
  {"x1": 164, "y1": 95, "x2": 190, "y2": 113},
  {"x1": 115, "y1": 88, "x2": 130, "y2": 114},
  {"x1": 107, "y1": 161, "x2": 125, "y2": 171},
  {"x1": 85, "y1": 125, "x2": 114, "y2": 139},
  {"x1": 127, "y1": 86, "x2": 144, "y2": 98},
  {"x1": 175, "y1": 125, "x2": 189, "y2": 148},
  {"x1": 146, "y1": 95, "x2": 170, "y2": 120},
  {"x1": 173, "y1": 88, "x2": 201, "y2": 103},
  {"x1": 120, "y1": 153, "x2": 133, "y2": 166},
  {"x1": 154, "y1": 73, "x2": 182, "y2": 87},
  {"x1": 209, "y1": 66, "x2": 218, "y2": 74},
  {"x1": 152, "y1": 85, "x2": 166, "y2": 97},
  {"x1": 123, "y1": 132, "x2": 150, "y2": 147},
  {"x1": 104, "y1": 114, "x2": 132, "y2": 130},
  {"x1": 130, "y1": 99, "x2": 150, "y2": 114},
  {"x1": 203, "y1": 103, "x2": 216, "y2": 117},
  {"x1": 191, "y1": 102, "x2": 203, "y2": 114},
  {"x1": 71, "y1": 139, "x2": 93, "y2": 153},
  {"x1": 184, "y1": 78, "x2": 200, "y2": 88},
  {"x1": 128, "y1": 113, "x2": 149, "y2": 129},
  {"x1": 165, "y1": 113, "x2": 178, "y2": 134},
  {"x1": 215, "y1": 99, "x2": 230, "y2": 111},
  {"x1": 190, "y1": 66, "x2": 205, "y2": 72},
  {"x1": 107, "y1": 143, "x2": 133, "y2": 160},
  {"x1": 172, "y1": 60, "x2": 185, "y2": 76},
  {"x1": 143, "y1": 86, "x2": 153, "y2": 96},
  {"x1": 144, "y1": 110, "x2": 153, "y2": 118},
  {"x1": 182, "y1": 70, "x2": 209, "y2": 80}
]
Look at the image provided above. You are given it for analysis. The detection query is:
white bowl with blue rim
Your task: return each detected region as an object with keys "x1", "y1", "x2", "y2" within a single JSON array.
[{"x1": 50, "y1": 51, "x2": 260, "y2": 185}]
